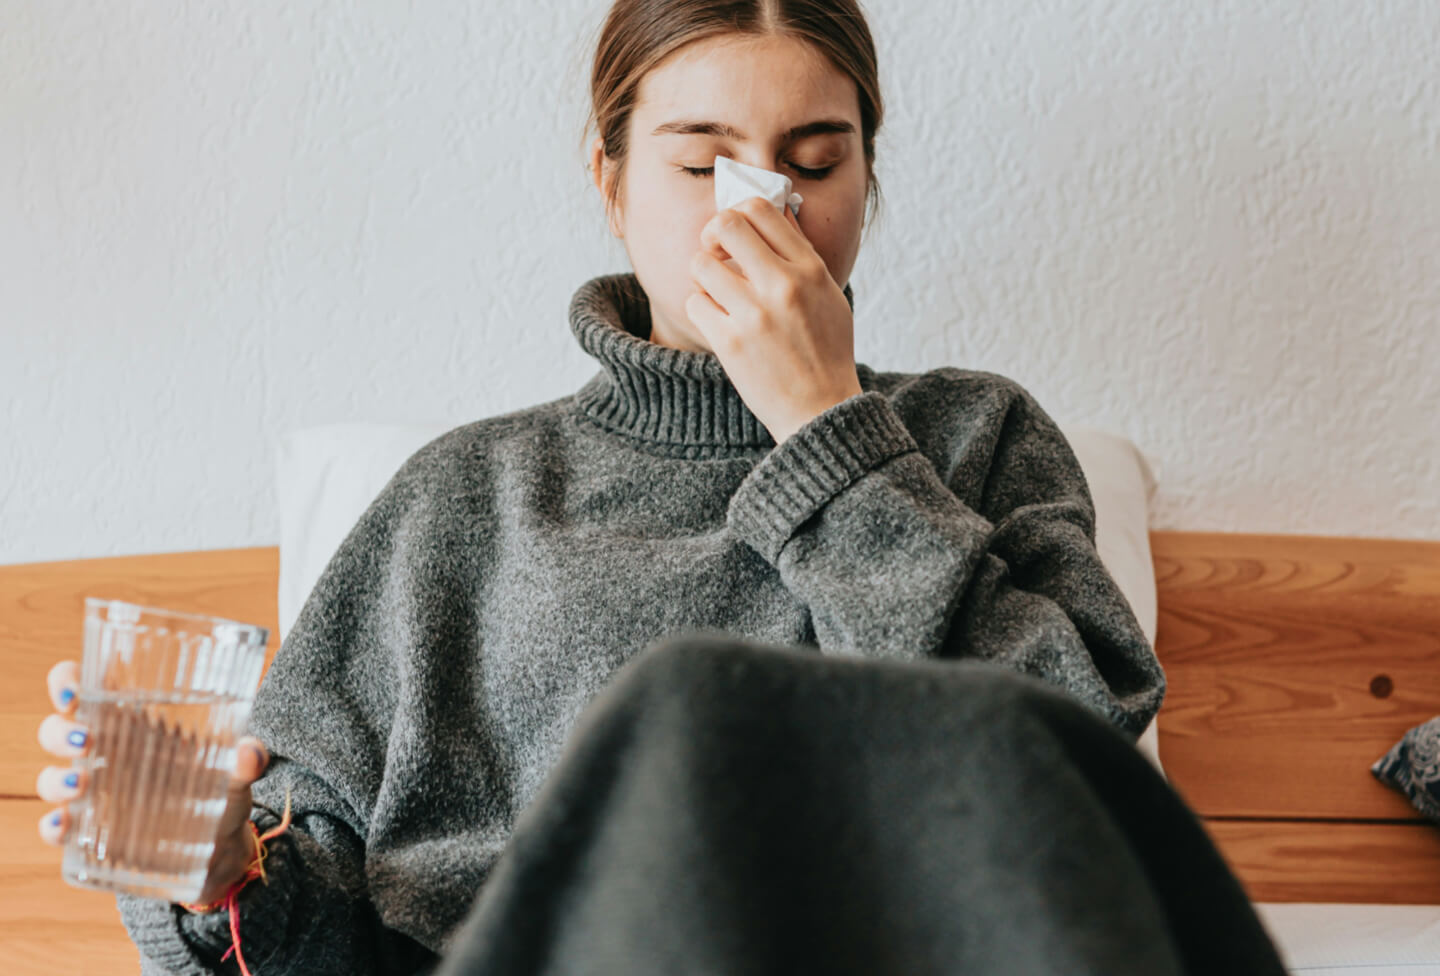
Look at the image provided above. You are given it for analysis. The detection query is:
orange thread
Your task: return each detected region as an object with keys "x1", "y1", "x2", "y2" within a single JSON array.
[{"x1": 178, "y1": 787, "x2": 293, "y2": 976}]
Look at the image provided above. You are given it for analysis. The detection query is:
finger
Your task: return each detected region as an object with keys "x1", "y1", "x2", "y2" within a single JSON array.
[
  {"x1": 46, "y1": 660, "x2": 81, "y2": 716},
  {"x1": 216, "y1": 767, "x2": 259, "y2": 841},
  {"x1": 233, "y1": 736, "x2": 269, "y2": 784},
  {"x1": 731, "y1": 196, "x2": 810, "y2": 264},
  {"x1": 37, "y1": 806, "x2": 68, "y2": 846},
  {"x1": 37, "y1": 713, "x2": 90, "y2": 759},
  {"x1": 782, "y1": 204, "x2": 811, "y2": 250},
  {"x1": 688, "y1": 248, "x2": 748, "y2": 314},
  {"x1": 684, "y1": 288, "x2": 731, "y2": 349},
  {"x1": 210, "y1": 738, "x2": 269, "y2": 840},
  {"x1": 35, "y1": 764, "x2": 86, "y2": 804},
  {"x1": 702, "y1": 207, "x2": 784, "y2": 288}
]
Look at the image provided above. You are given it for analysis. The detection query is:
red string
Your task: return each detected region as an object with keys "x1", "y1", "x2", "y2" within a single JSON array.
[{"x1": 179, "y1": 787, "x2": 293, "y2": 976}]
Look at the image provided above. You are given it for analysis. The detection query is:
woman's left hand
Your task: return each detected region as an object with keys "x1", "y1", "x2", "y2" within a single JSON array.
[{"x1": 686, "y1": 195, "x2": 864, "y2": 446}]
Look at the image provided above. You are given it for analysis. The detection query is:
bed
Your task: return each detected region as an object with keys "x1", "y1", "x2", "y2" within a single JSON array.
[{"x1": 2, "y1": 422, "x2": 1437, "y2": 974}]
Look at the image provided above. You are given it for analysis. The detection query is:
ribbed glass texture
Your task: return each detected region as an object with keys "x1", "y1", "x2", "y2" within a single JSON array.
[{"x1": 60, "y1": 598, "x2": 268, "y2": 902}]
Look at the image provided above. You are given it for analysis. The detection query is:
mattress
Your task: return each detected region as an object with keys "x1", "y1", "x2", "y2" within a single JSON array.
[{"x1": 1252, "y1": 902, "x2": 1440, "y2": 975}]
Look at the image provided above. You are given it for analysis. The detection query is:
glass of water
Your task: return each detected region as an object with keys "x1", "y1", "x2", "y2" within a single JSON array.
[{"x1": 60, "y1": 598, "x2": 269, "y2": 902}]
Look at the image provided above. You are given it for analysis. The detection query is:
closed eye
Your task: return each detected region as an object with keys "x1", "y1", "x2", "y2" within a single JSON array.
[{"x1": 679, "y1": 163, "x2": 834, "y2": 180}]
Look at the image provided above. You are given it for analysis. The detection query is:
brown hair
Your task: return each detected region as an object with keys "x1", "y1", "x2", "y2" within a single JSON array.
[{"x1": 578, "y1": 0, "x2": 885, "y2": 238}]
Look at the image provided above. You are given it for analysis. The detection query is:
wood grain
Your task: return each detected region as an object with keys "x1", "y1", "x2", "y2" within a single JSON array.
[
  {"x1": 1206, "y1": 818, "x2": 1440, "y2": 904},
  {"x1": 1151, "y1": 531, "x2": 1440, "y2": 822},
  {"x1": 0, "y1": 796, "x2": 148, "y2": 975}
]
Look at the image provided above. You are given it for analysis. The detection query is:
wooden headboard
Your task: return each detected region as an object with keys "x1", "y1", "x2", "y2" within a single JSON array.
[
  {"x1": 2, "y1": 531, "x2": 1438, "y2": 973},
  {"x1": 1150, "y1": 531, "x2": 1440, "y2": 904}
]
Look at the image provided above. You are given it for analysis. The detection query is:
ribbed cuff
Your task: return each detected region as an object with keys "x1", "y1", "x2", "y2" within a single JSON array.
[
  {"x1": 727, "y1": 391, "x2": 920, "y2": 564},
  {"x1": 115, "y1": 808, "x2": 304, "y2": 974}
]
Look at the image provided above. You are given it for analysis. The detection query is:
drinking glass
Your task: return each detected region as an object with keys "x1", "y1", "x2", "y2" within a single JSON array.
[{"x1": 60, "y1": 597, "x2": 269, "y2": 902}]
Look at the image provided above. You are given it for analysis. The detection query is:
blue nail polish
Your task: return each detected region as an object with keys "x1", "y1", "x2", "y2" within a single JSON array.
[
  {"x1": 64, "y1": 772, "x2": 79, "y2": 788},
  {"x1": 50, "y1": 811, "x2": 62, "y2": 826},
  {"x1": 59, "y1": 688, "x2": 75, "y2": 707},
  {"x1": 67, "y1": 729, "x2": 87, "y2": 749}
]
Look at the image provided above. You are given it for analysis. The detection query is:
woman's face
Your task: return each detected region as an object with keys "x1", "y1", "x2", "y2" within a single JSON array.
[{"x1": 591, "y1": 33, "x2": 868, "y2": 354}]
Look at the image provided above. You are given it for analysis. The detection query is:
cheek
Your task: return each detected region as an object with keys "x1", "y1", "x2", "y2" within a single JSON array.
[
  {"x1": 796, "y1": 183, "x2": 865, "y2": 272},
  {"x1": 807, "y1": 178, "x2": 865, "y2": 229},
  {"x1": 659, "y1": 212, "x2": 716, "y2": 288},
  {"x1": 797, "y1": 200, "x2": 850, "y2": 254},
  {"x1": 628, "y1": 194, "x2": 710, "y2": 258}
]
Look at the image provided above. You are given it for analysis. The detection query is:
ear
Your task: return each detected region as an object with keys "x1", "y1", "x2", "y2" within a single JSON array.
[{"x1": 590, "y1": 136, "x2": 624, "y2": 239}]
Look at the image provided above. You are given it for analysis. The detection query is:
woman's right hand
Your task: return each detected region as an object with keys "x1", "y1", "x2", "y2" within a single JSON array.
[{"x1": 36, "y1": 659, "x2": 274, "y2": 906}]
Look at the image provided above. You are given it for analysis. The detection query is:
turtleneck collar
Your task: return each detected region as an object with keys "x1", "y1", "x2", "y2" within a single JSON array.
[{"x1": 568, "y1": 271, "x2": 861, "y2": 458}]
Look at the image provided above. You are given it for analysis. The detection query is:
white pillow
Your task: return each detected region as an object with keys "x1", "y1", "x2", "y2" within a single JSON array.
[
  {"x1": 276, "y1": 420, "x2": 455, "y2": 645},
  {"x1": 276, "y1": 419, "x2": 1164, "y2": 776}
]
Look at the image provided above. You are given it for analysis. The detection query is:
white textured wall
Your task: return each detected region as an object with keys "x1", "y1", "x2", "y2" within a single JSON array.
[{"x1": 4, "y1": 0, "x2": 1437, "y2": 565}]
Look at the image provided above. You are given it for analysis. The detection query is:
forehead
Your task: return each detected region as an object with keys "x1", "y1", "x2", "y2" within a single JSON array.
[{"x1": 634, "y1": 34, "x2": 857, "y2": 125}]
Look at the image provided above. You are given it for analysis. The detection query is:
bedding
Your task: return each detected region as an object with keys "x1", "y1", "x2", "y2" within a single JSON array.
[
  {"x1": 432, "y1": 631, "x2": 1285, "y2": 975},
  {"x1": 1252, "y1": 901, "x2": 1440, "y2": 975}
]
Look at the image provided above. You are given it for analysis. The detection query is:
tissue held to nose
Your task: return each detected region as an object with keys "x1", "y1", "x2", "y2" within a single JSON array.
[
  {"x1": 714, "y1": 154, "x2": 803, "y2": 216},
  {"x1": 712, "y1": 155, "x2": 803, "y2": 275}
]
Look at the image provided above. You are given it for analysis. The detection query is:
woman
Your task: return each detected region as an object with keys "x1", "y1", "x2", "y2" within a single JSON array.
[{"x1": 35, "y1": 1, "x2": 1287, "y2": 973}]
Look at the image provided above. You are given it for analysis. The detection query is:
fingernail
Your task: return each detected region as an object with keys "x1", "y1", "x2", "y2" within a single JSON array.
[
  {"x1": 59, "y1": 688, "x2": 75, "y2": 707},
  {"x1": 67, "y1": 729, "x2": 87, "y2": 749},
  {"x1": 63, "y1": 772, "x2": 79, "y2": 789},
  {"x1": 50, "y1": 811, "x2": 62, "y2": 827}
]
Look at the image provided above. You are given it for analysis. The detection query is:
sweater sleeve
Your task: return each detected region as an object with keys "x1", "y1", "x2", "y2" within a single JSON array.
[
  {"x1": 113, "y1": 757, "x2": 390, "y2": 975},
  {"x1": 725, "y1": 383, "x2": 1166, "y2": 740},
  {"x1": 113, "y1": 460, "x2": 441, "y2": 975}
]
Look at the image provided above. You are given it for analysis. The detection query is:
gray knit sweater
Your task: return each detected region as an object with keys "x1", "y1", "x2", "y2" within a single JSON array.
[{"x1": 115, "y1": 271, "x2": 1166, "y2": 974}]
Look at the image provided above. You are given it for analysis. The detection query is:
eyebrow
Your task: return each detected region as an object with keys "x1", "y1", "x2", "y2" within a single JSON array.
[{"x1": 650, "y1": 117, "x2": 856, "y2": 143}]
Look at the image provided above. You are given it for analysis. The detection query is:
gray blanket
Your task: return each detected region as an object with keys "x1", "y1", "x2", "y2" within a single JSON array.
[{"x1": 431, "y1": 632, "x2": 1287, "y2": 976}]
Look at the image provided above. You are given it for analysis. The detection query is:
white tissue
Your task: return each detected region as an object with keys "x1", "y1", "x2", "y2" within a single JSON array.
[
  {"x1": 713, "y1": 154, "x2": 804, "y2": 217},
  {"x1": 712, "y1": 155, "x2": 804, "y2": 277}
]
